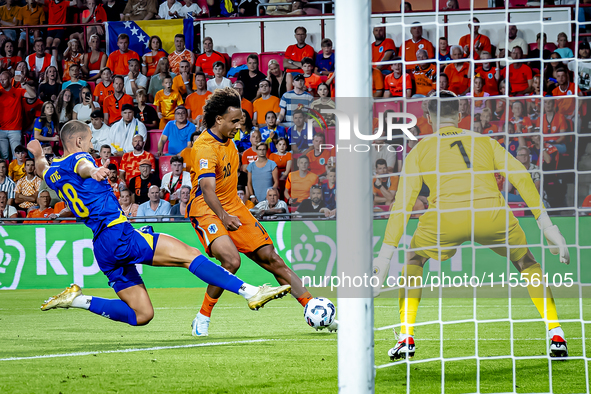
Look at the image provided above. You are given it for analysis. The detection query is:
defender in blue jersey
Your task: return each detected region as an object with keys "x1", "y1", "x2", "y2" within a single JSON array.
[{"x1": 30, "y1": 121, "x2": 290, "y2": 329}]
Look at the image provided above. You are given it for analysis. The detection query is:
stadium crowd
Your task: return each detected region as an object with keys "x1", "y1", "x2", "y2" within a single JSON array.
[{"x1": 0, "y1": 0, "x2": 587, "y2": 223}]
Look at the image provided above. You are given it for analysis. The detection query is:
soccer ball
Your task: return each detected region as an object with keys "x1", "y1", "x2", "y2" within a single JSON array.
[{"x1": 304, "y1": 297, "x2": 336, "y2": 330}]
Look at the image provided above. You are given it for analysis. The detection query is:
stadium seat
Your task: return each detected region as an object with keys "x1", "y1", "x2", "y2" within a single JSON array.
[
  {"x1": 159, "y1": 155, "x2": 172, "y2": 177},
  {"x1": 109, "y1": 155, "x2": 121, "y2": 167},
  {"x1": 582, "y1": 195, "x2": 591, "y2": 215},
  {"x1": 260, "y1": 52, "x2": 285, "y2": 75},
  {"x1": 231, "y1": 52, "x2": 254, "y2": 68},
  {"x1": 544, "y1": 43, "x2": 557, "y2": 52},
  {"x1": 529, "y1": 42, "x2": 538, "y2": 52},
  {"x1": 17, "y1": 210, "x2": 26, "y2": 218},
  {"x1": 147, "y1": 129, "x2": 163, "y2": 155},
  {"x1": 221, "y1": 52, "x2": 231, "y2": 71},
  {"x1": 87, "y1": 81, "x2": 95, "y2": 92}
]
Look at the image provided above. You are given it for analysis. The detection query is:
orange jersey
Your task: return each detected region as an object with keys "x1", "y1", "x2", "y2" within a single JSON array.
[
  {"x1": 458, "y1": 33, "x2": 491, "y2": 60},
  {"x1": 185, "y1": 91, "x2": 212, "y2": 120},
  {"x1": 404, "y1": 38, "x2": 435, "y2": 62},
  {"x1": 285, "y1": 44, "x2": 315, "y2": 73},
  {"x1": 93, "y1": 81, "x2": 115, "y2": 105},
  {"x1": 412, "y1": 64, "x2": 437, "y2": 96},
  {"x1": 106, "y1": 50, "x2": 140, "y2": 76},
  {"x1": 180, "y1": 146, "x2": 193, "y2": 173},
  {"x1": 169, "y1": 49, "x2": 194, "y2": 75},
  {"x1": 286, "y1": 171, "x2": 318, "y2": 202},
  {"x1": 25, "y1": 207, "x2": 54, "y2": 224},
  {"x1": 416, "y1": 116, "x2": 433, "y2": 135},
  {"x1": 304, "y1": 73, "x2": 322, "y2": 92},
  {"x1": 551, "y1": 82, "x2": 580, "y2": 118},
  {"x1": 475, "y1": 66, "x2": 499, "y2": 96},
  {"x1": 103, "y1": 93, "x2": 134, "y2": 125},
  {"x1": 384, "y1": 73, "x2": 411, "y2": 97},
  {"x1": 242, "y1": 98, "x2": 253, "y2": 119},
  {"x1": 189, "y1": 130, "x2": 242, "y2": 217},
  {"x1": 458, "y1": 115, "x2": 472, "y2": 129},
  {"x1": 444, "y1": 62, "x2": 471, "y2": 95},
  {"x1": 154, "y1": 90, "x2": 184, "y2": 120},
  {"x1": 372, "y1": 38, "x2": 397, "y2": 64},
  {"x1": 172, "y1": 74, "x2": 198, "y2": 97},
  {"x1": 532, "y1": 112, "x2": 568, "y2": 143},
  {"x1": 253, "y1": 95, "x2": 280, "y2": 125},
  {"x1": 269, "y1": 152, "x2": 292, "y2": 174},
  {"x1": 508, "y1": 64, "x2": 532, "y2": 95},
  {"x1": 306, "y1": 148, "x2": 331, "y2": 176}
]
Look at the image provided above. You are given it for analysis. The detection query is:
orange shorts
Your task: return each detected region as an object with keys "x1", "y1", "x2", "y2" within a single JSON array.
[{"x1": 190, "y1": 204, "x2": 273, "y2": 256}]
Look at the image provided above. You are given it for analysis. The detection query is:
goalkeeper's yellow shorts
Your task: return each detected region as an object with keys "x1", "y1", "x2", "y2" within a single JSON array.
[{"x1": 410, "y1": 195, "x2": 528, "y2": 262}]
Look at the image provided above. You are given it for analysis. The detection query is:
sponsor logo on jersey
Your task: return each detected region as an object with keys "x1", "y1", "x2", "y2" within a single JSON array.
[
  {"x1": 200, "y1": 159, "x2": 208, "y2": 169},
  {"x1": 208, "y1": 224, "x2": 218, "y2": 234},
  {"x1": 319, "y1": 158, "x2": 326, "y2": 165}
]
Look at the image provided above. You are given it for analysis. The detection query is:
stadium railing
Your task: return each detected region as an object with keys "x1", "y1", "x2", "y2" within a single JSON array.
[{"x1": 256, "y1": 1, "x2": 333, "y2": 16}]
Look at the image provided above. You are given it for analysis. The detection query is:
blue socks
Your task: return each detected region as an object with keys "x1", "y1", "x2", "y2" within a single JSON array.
[
  {"x1": 189, "y1": 255, "x2": 244, "y2": 294},
  {"x1": 89, "y1": 297, "x2": 138, "y2": 326}
]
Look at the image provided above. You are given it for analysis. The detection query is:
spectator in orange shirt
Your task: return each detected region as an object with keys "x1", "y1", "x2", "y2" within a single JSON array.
[
  {"x1": 305, "y1": 132, "x2": 331, "y2": 178},
  {"x1": 107, "y1": 163, "x2": 125, "y2": 199},
  {"x1": 384, "y1": 61, "x2": 412, "y2": 98},
  {"x1": 459, "y1": 17, "x2": 492, "y2": 60},
  {"x1": 169, "y1": 34, "x2": 195, "y2": 75},
  {"x1": 171, "y1": 60, "x2": 195, "y2": 98},
  {"x1": 444, "y1": 45, "x2": 471, "y2": 96},
  {"x1": 372, "y1": 26, "x2": 396, "y2": 70},
  {"x1": 25, "y1": 190, "x2": 54, "y2": 224},
  {"x1": 284, "y1": 26, "x2": 315, "y2": 73},
  {"x1": 285, "y1": 155, "x2": 319, "y2": 205},
  {"x1": 416, "y1": 100, "x2": 433, "y2": 135},
  {"x1": 373, "y1": 158, "x2": 398, "y2": 206},
  {"x1": 195, "y1": 37, "x2": 226, "y2": 77},
  {"x1": 404, "y1": 23, "x2": 435, "y2": 62},
  {"x1": 93, "y1": 67, "x2": 114, "y2": 105},
  {"x1": 480, "y1": 108, "x2": 498, "y2": 135},
  {"x1": 537, "y1": 98, "x2": 568, "y2": 153},
  {"x1": 119, "y1": 134, "x2": 155, "y2": 185},
  {"x1": 301, "y1": 57, "x2": 322, "y2": 96},
  {"x1": 458, "y1": 98, "x2": 472, "y2": 129},
  {"x1": 475, "y1": 51, "x2": 500, "y2": 96},
  {"x1": 412, "y1": 49, "x2": 437, "y2": 97},
  {"x1": 551, "y1": 68, "x2": 582, "y2": 120},
  {"x1": 253, "y1": 78, "x2": 280, "y2": 126},
  {"x1": 103, "y1": 75, "x2": 134, "y2": 126},
  {"x1": 508, "y1": 47, "x2": 533, "y2": 96},
  {"x1": 16, "y1": 0, "x2": 45, "y2": 55},
  {"x1": 8, "y1": 144, "x2": 26, "y2": 182},
  {"x1": 106, "y1": 34, "x2": 141, "y2": 76},
  {"x1": 185, "y1": 72, "x2": 211, "y2": 127}
]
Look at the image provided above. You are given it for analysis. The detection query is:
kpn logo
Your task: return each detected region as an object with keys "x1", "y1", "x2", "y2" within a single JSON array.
[
  {"x1": 276, "y1": 221, "x2": 336, "y2": 286},
  {"x1": 0, "y1": 227, "x2": 26, "y2": 290}
]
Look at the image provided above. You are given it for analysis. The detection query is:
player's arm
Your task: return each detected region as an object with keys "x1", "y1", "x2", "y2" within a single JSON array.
[
  {"x1": 200, "y1": 177, "x2": 242, "y2": 231},
  {"x1": 373, "y1": 148, "x2": 423, "y2": 279},
  {"x1": 492, "y1": 139, "x2": 569, "y2": 264},
  {"x1": 27, "y1": 140, "x2": 50, "y2": 178},
  {"x1": 75, "y1": 157, "x2": 110, "y2": 181}
]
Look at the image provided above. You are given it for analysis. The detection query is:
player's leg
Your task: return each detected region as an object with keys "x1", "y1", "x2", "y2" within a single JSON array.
[
  {"x1": 512, "y1": 249, "x2": 566, "y2": 357},
  {"x1": 388, "y1": 251, "x2": 428, "y2": 360}
]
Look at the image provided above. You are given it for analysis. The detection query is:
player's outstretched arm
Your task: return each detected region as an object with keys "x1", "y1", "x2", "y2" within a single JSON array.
[
  {"x1": 200, "y1": 177, "x2": 242, "y2": 231},
  {"x1": 75, "y1": 158, "x2": 110, "y2": 181},
  {"x1": 27, "y1": 140, "x2": 50, "y2": 177}
]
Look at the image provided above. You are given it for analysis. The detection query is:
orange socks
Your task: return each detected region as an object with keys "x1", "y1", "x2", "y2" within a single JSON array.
[
  {"x1": 199, "y1": 293, "x2": 219, "y2": 317},
  {"x1": 297, "y1": 291, "x2": 313, "y2": 307}
]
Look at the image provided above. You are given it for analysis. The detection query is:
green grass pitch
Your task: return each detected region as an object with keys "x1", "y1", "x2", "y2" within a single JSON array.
[{"x1": 1, "y1": 288, "x2": 590, "y2": 393}]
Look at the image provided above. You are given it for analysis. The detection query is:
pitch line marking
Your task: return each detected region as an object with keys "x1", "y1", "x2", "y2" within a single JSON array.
[{"x1": 0, "y1": 339, "x2": 273, "y2": 361}]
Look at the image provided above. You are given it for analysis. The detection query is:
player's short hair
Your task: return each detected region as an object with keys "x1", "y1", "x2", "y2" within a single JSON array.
[
  {"x1": 69, "y1": 63, "x2": 80, "y2": 71},
  {"x1": 170, "y1": 156, "x2": 184, "y2": 165},
  {"x1": 313, "y1": 132, "x2": 325, "y2": 143},
  {"x1": 212, "y1": 61, "x2": 225, "y2": 70},
  {"x1": 202, "y1": 87, "x2": 242, "y2": 129},
  {"x1": 557, "y1": 32, "x2": 568, "y2": 41},
  {"x1": 375, "y1": 158, "x2": 388, "y2": 168},
  {"x1": 266, "y1": 187, "x2": 278, "y2": 196},
  {"x1": 118, "y1": 33, "x2": 129, "y2": 42},
  {"x1": 256, "y1": 142, "x2": 268, "y2": 150},
  {"x1": 328, "y1": 167, "x2": 336, "y2": 174},
  {"x1": 0, "y1": 190, "x2": 7, "y2": 199},
  {"x1": 265, "y1": 110, "x2": 276, "y2": 119},
  {"x1": 100, "y1": 67, "x2": 112, "y2": 76},
  {"x1": 100, "y1": 144, "x2": 111, "y2": 151},
  {"x1": 14, "y1": 145, "x2": 26, "y2": 154},
  {"x1": 135, "y1": 88, "x2": 147, "y2": 99},
  {"x1": 321, "y1": 38, "x2": 333, "y2": 48},
  {"x1": 310, "y1": 184, "x2": 322, "y2": 193},
  {"x1": 180, "y1": 59, "x2": 190, "y2": 66},
  {"x1": 301, "y1": 57, "x2": 314, "y2": 66},
  {"x1": 162, "y1": 74, "x2": 173, "y2": 82},
  {"x1": 180, "y1": 185, "x2": 191, "y2": 193},
  {"x1": 60, "y1": 121, "x2": 91, "y2": 146},
  {"x1": 128, "y1": 58, "x2": 140, "y2": 65},
  {"x1": 24, "y1": 157, "x2": 34, "y2": 165},
  {"x1": 481, "y1": 108, "x2": 492, "y2": 117},
  {"x1": 195, "y1": 71, "x2": 206, "y2": 80},
  {"x1": 295, "y1": 26, "x2": 307, "y2": 34},
  {"x1": 191, "y1": 130, "x2": 200, "y2": 142},
  {"x1": 298, "y1": 155, "x2": 310, "y2": 163},
  {"x1": 517, "y1": 146, "x2": 530, "y2": 155},
  {"x1": 34, "y1": 38, "x2": 44, "y2": 46},
  {"x1": 37, "y1": 189, "x2": 50, "y2": 198},
  {"x1": 107, "y1": 163, "x2": 118, "y2": 171},
  {"x1": 120, "y1": 187, "x2": 131, "y2": 196},
  {"x1": 427, "y1": 91, "x2": 459, "y2": 119},
  {"x1": 439, "y1": 36, "x2": 447, "y2": 42},
  {"x1": 113, "y1": 75, "x2": 124, "y2": 83},
  {"x1": 247, "y1": 53, "x2": 258, "y2": 62},
  {"x1": 174, "y1": 33, "x2": 185, "y2": 41},
  {"x1": 293, "y1": 109, "x2": 305, "y2": 117}
]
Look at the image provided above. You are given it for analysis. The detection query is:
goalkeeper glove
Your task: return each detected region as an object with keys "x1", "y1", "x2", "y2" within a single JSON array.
[
  {"x1": 537, "y1": 212, "x2": 570, "y2": 265},
  {"x1": 372, "y1": 243, "x2": 396, "y2": 297}
]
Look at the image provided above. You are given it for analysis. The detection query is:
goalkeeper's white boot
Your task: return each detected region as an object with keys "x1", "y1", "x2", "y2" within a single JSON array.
[
  {"x1": 388, "y1": 335, "x2": 415, "y2": 360},
  {"x1": 550, "y1": 335, "x2": 568, "y2": 358},
  {"x1": 191, "y1": 312, "x2": 210, "y2": 337}
]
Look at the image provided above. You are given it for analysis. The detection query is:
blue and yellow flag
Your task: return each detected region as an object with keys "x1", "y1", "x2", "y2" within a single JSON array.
[{"x1": 106, "y1": 19, "x2": 194, "y2": 56}]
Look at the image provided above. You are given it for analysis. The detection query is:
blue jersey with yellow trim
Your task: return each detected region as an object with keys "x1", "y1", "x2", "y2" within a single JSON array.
[{"x1": 44, "y1": 152, "x2": 126, "y2": 238}]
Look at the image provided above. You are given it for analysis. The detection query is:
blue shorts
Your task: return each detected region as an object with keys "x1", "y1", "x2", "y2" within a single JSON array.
[{"x1": 93, "y1": 222, "x2": 160, "y2": 293}]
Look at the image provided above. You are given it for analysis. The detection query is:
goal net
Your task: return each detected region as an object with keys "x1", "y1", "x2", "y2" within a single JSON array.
[{"x1": 337, "y1": 0, "x2": 591, "y2": 392}]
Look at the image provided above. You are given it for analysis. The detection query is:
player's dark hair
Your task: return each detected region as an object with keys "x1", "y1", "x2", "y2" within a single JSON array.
[
  {"x1": 174, "y1": 34, "x2": 185, "y2": 41},
  {"x1": 191, "y1": 130, "x2": 200, "y2": 142},
  {"x1": 293, "y1": 109, "x2": 305, "y2": 117},
  {"x1": 113, "y1": 75, "x2": 124, "y2": 83},
  {"x1": 107, "y1": 163, "x2": 117, "y2": 171},
  {"x1": 428, "y1": 91, "x2": 459, "y2": 119},
  {"x1": 25, "y1": 157, "x2": 34, "y2": 165},
  {"x1": 203, "y1": 87, "x2": 242, "y2": 129},
  {"x1": 213, "y1": 61, "x2": 225, "y2": 70},
  {"x1": 162, "y1": 74, "x2": 173, "y2": 82},
  {"x1": 60, "y1": 120, "x2": 91, "y2": 146},
  {"x1": 321, "y1": 38, "x2": 333, "y2": 47},
  {"x1": 313, "y1": 132, "x2": 325, "y2": 143},
  {"x1": 128, "y1": 58, "x2": 140, "y2": 65},
  {"x1": 376, "y1": 158, "x2": 388, "y2": 168},
  {"x1": 170, "y1": 155, "x2": 184, "y2": 165},
  {"x1": 242, "y1": 109, "x2": 253, "y2": 131},
  {"x1": 247, "y1": 53, "x2": 258, "y2": 62},
  {"x1": 14, "y1": 145, "x2": 26, "y2": 154},
  {"x1": 265, "y1": 110, "x2": 277, "y2": 119},
  {"x1": 100, "y1": 144, "x2": 111, "y2": 151},
  {"x1": 118, "y1": 33, "x2": 129, "y2": 42},
  {"x1": 298, "y1": 155, "x2": 310, "y2": 162},
  {"x1": 195, "y1": 71, "x2": 206, "y2": 80}
]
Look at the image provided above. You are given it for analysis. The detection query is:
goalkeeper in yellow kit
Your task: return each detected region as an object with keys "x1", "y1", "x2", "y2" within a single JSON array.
[{"x1": 373, "y1": 93, "x2": 570, "y2": 360}]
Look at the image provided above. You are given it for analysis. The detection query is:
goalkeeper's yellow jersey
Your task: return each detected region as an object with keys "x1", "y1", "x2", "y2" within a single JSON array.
[{"x1": 383, "y1": 125, "x2": 544, "y2": 247}]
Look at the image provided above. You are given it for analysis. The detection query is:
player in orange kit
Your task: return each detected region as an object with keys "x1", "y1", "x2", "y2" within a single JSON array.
[{"x1": 187, "y1": 87, "x2": 337, "y2": 336}]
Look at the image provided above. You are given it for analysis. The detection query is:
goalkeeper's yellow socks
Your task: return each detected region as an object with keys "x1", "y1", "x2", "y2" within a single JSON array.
[
  {"x1": 399, "y1": 265, "x2": 424, "y2": 336},
  {"x1": 522, "y1": 263, "x2": 560, "y2": 330}
]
